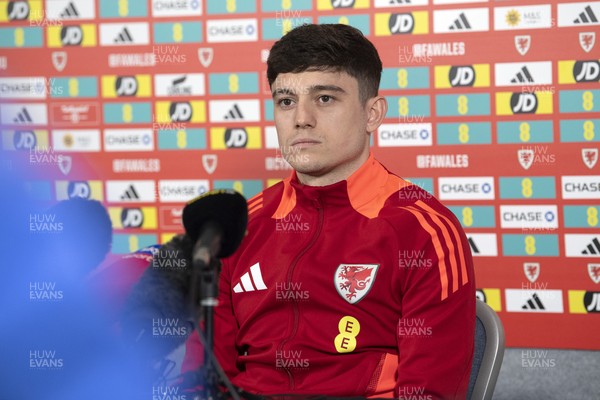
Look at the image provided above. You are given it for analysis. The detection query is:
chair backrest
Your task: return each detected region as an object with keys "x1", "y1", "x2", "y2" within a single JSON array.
[{"x1": 467, "y1": 300, "x2": 505, "y2": 400}]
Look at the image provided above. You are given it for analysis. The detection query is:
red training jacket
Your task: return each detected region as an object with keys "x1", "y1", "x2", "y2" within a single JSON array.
[{"x1": 183, "y1": 153, "x2": 475, "y2": 399}]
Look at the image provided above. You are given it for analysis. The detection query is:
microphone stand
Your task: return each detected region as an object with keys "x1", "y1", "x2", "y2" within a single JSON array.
[{"x1": 189, "y1": 225, "x2": 240, "y2": 400}]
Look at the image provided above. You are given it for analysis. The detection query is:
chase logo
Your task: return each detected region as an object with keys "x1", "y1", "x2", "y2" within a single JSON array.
[
  {"x1": 0, "y1": 0, "x2": 43, "y2": 22},
  {"x1": 155, "y1": 101, "x2": 206, "y2": 123},
  {"x1": 499, "y1": 205, "x2": 558, "y2": 230},
  {"x1": 377, "y1": 123, "x2": 432, "y2": 147},
  {"x1": 210, "y1": 127, "x2": 262, "y2": 149},
  {"x1": 438, "y1": 177, "x2": 495, "y2": 200},
  {"x1": 434, "y1": 64, "x2": 490, "y2": 88},
  {"x1": 374, "y1": 12, "x2": 428, "y2": 36},
  {"x1": 56, "y1": 180, "x2": 103, "y2": 200},
  {"x1": 0, "y1": 77, "x2": 47, "y2": 99},
  {"x1": 561, "y1": 176, "x2": 600, "y2": 199},
  {"x1": 101, "y1": 75, "x2": 152, "y2": 98},
  {"x1": 2, "y1": 130, "x2": 49, "y2": 151},
  {"x1": 569, "y1": 291, "x2": 600, "y2": 313},
  {"x1": 317, "y1": 0, "x2": 369, "y2": 10},
  {"x1": 152, "y1": 0, "x2": 202, "y2": 17},
  {"x1": 159, "y1": 180, "x2": 209, "y2": 203},
  {"x1": 47, "y1": 24, "x2": 96, "y2": 47},
  {"x1": 206, "y1": 18, "x2": 258, "y2": 43},
  {"x1": 558, "y1": 60, "x2": 600, "y2": 84},
  {"x1": 109, "y1": 207, "x2": 157, "y2": 230},
  {"x1": 104, "y1": 129, "x2": 153, "y2": 152},
  {"x1": 496, "y1": 92, "x2": 553, "y2": 115}
]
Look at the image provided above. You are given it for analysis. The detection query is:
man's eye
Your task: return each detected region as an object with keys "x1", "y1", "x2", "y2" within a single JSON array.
[
  {"x1": 319, "y1": 95, "x2": 332, "y2": 103},
  {"x1": 279, "y1": 98, "x2": 293, "y2": 106}
]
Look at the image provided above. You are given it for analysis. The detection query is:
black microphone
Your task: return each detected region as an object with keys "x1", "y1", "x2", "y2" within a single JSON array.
[
  {"x1": 182, "y1": 188, "x2": 248, "y2": 261},
  {"x1": 120, "y1": 190, "x2": 248, "y2": 363}
]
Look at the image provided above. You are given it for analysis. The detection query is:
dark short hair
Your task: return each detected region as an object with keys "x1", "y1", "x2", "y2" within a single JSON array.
[{"x1": 267, "y1": 24, "x2": 382, "y2": 104}]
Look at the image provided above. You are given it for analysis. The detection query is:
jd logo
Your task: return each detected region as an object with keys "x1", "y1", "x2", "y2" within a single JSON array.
[
  {"x1": 511, "y1": 93, "x2": 538, "y2": 114},
  {"x1": 389, "y1": 14, "x2": 414, "y2": 34},
  {"x1": 116, "y1": 76, "x2": 138, "y2": 96},
  {"x1": 67, "y1": 181, "x2": 91, "y2": 199},
  {"x1": 121, "y1": 208, "x2": 144, "y2": 228},
  {"x1": 449, "y1": 66, "x2": 475, "y2": 87},
  {"x1": 8, "y1": 1, "x2": 29, "y2": 20},
  {"x1": 61, "y1": 26, "x2": 83, "y2": 46},
  {"x1": 13, "y1": 131, "x2": 36, "y2": 149},
  {"x1": 574, "y1": 61, "x2": 600, "y2": 82},
  {"x1": 169, "y1": 102, "x2": 192, "y2": 122},
  {"x1": 225, "y1": 128, "x2": 248, "y2": 148}
]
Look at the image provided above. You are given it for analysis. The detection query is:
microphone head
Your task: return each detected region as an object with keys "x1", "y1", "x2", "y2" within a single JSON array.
[{"x1": 182, "y1": 189, "x2": 248, "y2": 258}]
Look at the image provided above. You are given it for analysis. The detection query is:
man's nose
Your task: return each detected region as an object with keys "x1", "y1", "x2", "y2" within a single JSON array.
[{"x1": 294, "y1": 100, "x2": 316, "y2": 129}]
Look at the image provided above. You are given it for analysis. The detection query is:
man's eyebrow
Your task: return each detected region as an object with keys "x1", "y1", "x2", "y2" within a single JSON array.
[{"x1": 272, "y1": 84, "x2": 347, "y2": 97}]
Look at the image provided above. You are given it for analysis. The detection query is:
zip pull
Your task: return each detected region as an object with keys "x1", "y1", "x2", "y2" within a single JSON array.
[{"x1": 312, "y1": 197, "x2": 322, "y2": 209}]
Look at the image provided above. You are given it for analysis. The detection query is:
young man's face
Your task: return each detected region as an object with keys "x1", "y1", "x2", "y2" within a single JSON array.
[{"x1": 272, "y1": 70, "x2": 386, "y2": 186}]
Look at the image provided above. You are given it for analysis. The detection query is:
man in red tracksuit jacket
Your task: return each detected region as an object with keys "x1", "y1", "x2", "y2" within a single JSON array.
[{"x1": 183, "y1": 24, "x2": 475, "y2": 399}]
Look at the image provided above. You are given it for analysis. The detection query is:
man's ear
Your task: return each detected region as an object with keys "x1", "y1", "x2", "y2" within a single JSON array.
[{"x1": 365, "y1": 96, "x2": 388, "y2": 134}]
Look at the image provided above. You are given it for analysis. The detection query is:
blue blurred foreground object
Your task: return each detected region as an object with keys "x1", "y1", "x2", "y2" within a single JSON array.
[{"x1": 0, "y1": 169, "x2": 156, "y2": 399}]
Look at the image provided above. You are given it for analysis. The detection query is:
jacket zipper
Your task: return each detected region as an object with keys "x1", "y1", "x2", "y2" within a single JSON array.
[{"x1": 276, "y1": 197, "x2": 324, "y2": 390}]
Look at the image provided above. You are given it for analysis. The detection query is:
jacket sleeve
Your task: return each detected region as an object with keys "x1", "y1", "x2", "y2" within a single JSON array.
[
  {"x1": 180, "y1": 257, "x2": 241, "y2": 382},
  {"x1": 395, "y1": 205, "x2": 475, "y2": 399},
  {"x1": 213, "y1": 257, "x2": 242, "y2": 378}
]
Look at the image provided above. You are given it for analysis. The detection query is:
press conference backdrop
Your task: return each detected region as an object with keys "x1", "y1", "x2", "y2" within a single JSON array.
[{"x1": 0, "y1": 0, "x2": 598, "y2": 350}]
